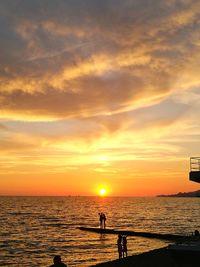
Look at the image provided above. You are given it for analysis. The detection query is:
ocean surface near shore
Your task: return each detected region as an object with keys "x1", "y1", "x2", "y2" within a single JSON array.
[{"x1": 0, "y1": 196, "x2": 199, "y2": 267}]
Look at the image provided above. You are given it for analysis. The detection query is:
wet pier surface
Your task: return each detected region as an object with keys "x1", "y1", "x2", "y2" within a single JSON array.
[{"x1": 78, "y1": 227, "x2": 191, "y2": 242}]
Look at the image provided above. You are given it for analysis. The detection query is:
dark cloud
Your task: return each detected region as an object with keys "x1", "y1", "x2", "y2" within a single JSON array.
[
  {"x1": 0, "y1": 70, "x2": 146, "y2": 118},
  {"x1": 0, "y1": 0, "x2": 200, "y2": 119}
]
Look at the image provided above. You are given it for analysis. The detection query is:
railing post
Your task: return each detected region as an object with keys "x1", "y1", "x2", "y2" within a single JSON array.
[{"x1": 198, "y1": 158, "x2": 200, "y2": 171}]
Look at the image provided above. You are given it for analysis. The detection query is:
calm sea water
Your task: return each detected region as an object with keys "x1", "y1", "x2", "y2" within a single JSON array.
[{"x1": 0, "y1": 196, "x2": 200, "y2": 267}]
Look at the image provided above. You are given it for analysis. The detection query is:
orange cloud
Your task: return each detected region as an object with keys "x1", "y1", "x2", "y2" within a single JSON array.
[{"x1": 1, "y1": 1, "x2": 200, "y2": 196}]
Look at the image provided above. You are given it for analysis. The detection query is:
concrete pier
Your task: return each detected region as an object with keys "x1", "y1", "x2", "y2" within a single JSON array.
[{"x1": 78, "y1": 227, "x2": 189, "y2": 241}]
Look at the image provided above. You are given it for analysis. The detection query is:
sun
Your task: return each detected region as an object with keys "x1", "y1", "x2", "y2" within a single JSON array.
[
  {"x1": 99, "y1": 188, "x2": 106, "y2": 196},
  {"x1": 96, "y1": 184, "x2": 110, "y2": 196}
]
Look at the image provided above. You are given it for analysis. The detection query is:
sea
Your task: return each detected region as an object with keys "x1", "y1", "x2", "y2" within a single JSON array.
[{"x1": 0, "y1": 196, "x2": 200, "y2": 267}]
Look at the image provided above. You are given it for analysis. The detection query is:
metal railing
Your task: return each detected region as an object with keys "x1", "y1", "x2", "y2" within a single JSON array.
[{"x1": 190, "y1": 157, "x2": 200, "y2": 172}]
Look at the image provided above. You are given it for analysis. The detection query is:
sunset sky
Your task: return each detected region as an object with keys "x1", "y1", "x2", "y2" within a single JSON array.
[{"x1": 0, "y1": 0, "x2": 200, "y2": 196}]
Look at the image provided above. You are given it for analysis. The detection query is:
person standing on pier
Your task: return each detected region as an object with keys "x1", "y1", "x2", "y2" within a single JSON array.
[
  {"x1": 99, "y1": 212, "x2": 106, "y2": 229},
  {"x1": 117, "y1": 234, "x2": 123, "y2": 259},
  {"x1": 102, "y1": 213, "x2": 106, "y2": 229},
  {"x1": 99, "y1": 212, "x2": 103, "y2": 228},
  {"x1": 122, "y1": 235, "x2": 128, "y2": 257}
]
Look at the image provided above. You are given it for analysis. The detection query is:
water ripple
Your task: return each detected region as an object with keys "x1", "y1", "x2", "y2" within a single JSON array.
[{"x1": 0, "y1": 196, "x2": 200, "y2": 266}]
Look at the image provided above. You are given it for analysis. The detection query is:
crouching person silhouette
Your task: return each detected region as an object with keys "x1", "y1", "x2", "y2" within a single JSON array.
[{"x1": 49, "y1": 255, "x2": 67, "y2": 267}]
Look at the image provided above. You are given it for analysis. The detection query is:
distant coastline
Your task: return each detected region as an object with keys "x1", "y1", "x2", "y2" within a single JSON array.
[{"x1": 157, "y1": 190, "x2": 200, "y2": 197}]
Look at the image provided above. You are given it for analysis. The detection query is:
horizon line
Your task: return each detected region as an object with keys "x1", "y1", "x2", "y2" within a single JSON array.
[{"x1": 0, "y1": 194, "x2": 157, "y2": 198}]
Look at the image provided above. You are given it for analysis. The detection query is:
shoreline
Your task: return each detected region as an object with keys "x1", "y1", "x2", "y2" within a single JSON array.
[{"x1": 90, "y1": 246, "x2": 198, "y2": 267}]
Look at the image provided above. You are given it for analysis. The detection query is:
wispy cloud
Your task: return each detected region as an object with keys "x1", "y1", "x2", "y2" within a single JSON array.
[{"x1": 1, "y1": 0, "x2": 200, "y2": 195}]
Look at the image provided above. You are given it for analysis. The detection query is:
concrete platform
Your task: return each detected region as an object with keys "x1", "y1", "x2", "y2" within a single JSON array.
[{"x1": 78, "y1": 227, "x2": 191, "y2": 242}]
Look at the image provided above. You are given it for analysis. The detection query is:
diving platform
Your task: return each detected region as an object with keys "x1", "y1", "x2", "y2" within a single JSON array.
[
  {"x1": 78, "y1": 227, "x2": 193, "y2": 242},
  {"x1": 189, "y1": 157, "x2": 200, "y2": 183}
]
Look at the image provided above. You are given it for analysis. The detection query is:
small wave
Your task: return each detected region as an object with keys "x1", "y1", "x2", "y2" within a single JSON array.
[
  {"x1": 41, "y1": 223, "x2": 70, "y2": 228},
  {"x1": 8, "y1": 212, "x2": 33, "y2": 215}
]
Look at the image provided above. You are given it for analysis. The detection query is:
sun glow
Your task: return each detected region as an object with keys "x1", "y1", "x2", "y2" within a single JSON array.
[{"x1": 99, "y1": 188, "x2": 106, "y2": 196}]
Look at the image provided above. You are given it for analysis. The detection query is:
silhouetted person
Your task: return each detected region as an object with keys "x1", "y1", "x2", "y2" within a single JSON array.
[
  {"x1": 99, "y1": 212, "x2": 103, "y2": 228},
  {"x1": 49, "y1": 255, "x2": 67, "y2": 267},
  {"x1": 102, "y1": 213, "x2": 106, "y2": 229},
  {"x1": 122, "y1": 235, "x2": 128, "y2": 257},
  {"x1": 117, "y1": 234, "x2": 123, "y2": 259}
]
